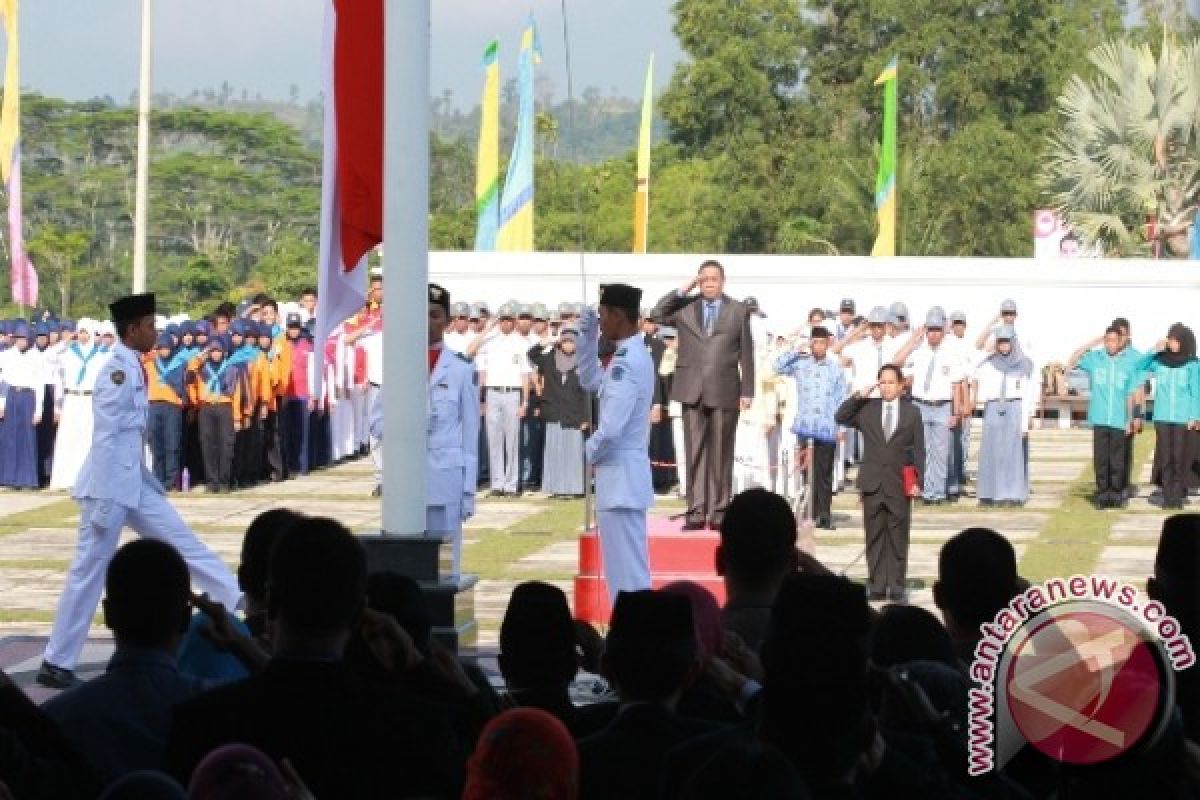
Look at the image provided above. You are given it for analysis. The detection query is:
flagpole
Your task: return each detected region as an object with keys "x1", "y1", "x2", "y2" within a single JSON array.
[
  {"x1": 380, "y1": 0, "x2": 430, "y2": 535},
  {"x1": 132, "y1": 0, "x2": 152, "y2": 293}
]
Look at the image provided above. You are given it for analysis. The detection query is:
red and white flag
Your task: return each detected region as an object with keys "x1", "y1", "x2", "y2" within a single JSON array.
[{"x1": 315, "y1": 0, "x2": 383, "y2": 392}]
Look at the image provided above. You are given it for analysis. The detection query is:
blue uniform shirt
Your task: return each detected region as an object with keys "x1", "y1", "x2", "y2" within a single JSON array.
[
  {"x1": 773, "y1": 351, "x2": 848, "y2": 444},
  {"x1": 1131, "y1": 352, "x2": 1200, "y2": 425}
]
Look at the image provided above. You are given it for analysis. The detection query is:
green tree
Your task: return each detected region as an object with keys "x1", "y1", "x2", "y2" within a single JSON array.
[
  {"x1": 25, "y1": 226, "x2": 92, "y2": 316},
  {"x1": 1041, "y1": 38, "x2": 1200, "y2": 256}
]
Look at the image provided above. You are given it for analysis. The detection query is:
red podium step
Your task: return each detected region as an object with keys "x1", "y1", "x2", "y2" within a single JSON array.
[{"x1": 574, "y1": 516, "x2": 726, "y2": 624}]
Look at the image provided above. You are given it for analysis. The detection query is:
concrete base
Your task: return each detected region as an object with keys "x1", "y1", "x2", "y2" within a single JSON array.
[{"x1": 358, "y1": 533, "x2": 478, "y2": 652}]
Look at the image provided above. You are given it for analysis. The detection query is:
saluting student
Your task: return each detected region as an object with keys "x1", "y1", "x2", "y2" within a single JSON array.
[
  {"x1": 145, "y1": 333, "x2": 189, "y2": 490},
  {"x1": 971, "y1": 326, "x2": 1039, "y2": 507},
  {"x1": 1067, "y1": 327, "x2": 1142, "y2": 509},
  {"x1": 578, "y1": 284, "x2": 656, "y2": 603},
  {"x1": 39, "y1": 293, "x2": 241, "y2": 690},
  {"x1": 528, "y1": 326, "x2": 589, "y2": 498},
  {"x1": 1129, "y1": 324, "x2": 1199, "y2": 510}
]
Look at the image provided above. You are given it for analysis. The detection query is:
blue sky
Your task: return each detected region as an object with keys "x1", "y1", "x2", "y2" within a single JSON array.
[{"x1": 20, "y1": 0, "x2": 682, "y2": 105}]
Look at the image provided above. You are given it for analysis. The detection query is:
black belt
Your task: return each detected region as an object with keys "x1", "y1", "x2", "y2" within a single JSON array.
[
  {"x1": 368, "y1": 381, "x2": 381, "y2": 389},
  {"x1": 914, "y1": 398, "x2": 951, "y2": 406},
  {"x1": 7, "y1": 387, "x2": 34, "y2": 394},
  {"x1": 65, "y1": 389, "x2": 93, "y2": 397},
  {"x1": 488, "y1": 386, "x2": 522, "y2": 392}
]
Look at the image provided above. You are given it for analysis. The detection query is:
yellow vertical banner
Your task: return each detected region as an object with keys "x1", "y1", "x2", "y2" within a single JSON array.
[
  {"x1": 632, "y1": 54, "x2": 653, "y2": 254},
  {"x1": 0, "y1": 0, "x2": 18, "y2": 183}
]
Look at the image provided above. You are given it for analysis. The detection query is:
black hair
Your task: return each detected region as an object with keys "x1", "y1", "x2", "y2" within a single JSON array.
[
  {"x1": 936, "y1": 528, "x2": 1018, "y2": 631},
  {"x1": 1112, "y1": 317, "x2": 1130, "y2": 335},
  {"x1": 718, "y1": 489, "x2": 797, "y2": 588},
  {"x1": 809, "y1": 326, "x2": 831, "y2": 340},
  {"x1": 301, "y1": 287, "x2": 317, "y2": 297},
  {"x1": 238, "y1": 509, "x2": 305, "y2": 600},
  {"x1": 1104, "y1": 326, "x2": 1122, "y2": 338},
  {"x1": 603, "y1": 305, "x2": 639, "y2": 325},
  {"x1": 698, "y1": 259, "x2": 725, "y2": 277},
  {"x1": 104, "y1": 539, "x2": 191, "y2": 647},
  {"x1": 869, "y1": 604, "x2": 958, "y2": 670},
  {"x1": 261, "y1": 298, "x2": 279, "y2": 312},
  {"x1": 877, "y1": 364, "x2": 903, "y2": 382},
  {"x1": 604, "y1": 594, "x2": 697, "y2": 703},
  {"x1": 267, "y1": 516, "x2": 366, "y2": 635}
]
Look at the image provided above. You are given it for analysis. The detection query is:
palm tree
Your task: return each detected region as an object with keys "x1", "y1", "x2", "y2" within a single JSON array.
[{"x1": 1041, "y1": 38, "x2": 1200, "y2": 257}]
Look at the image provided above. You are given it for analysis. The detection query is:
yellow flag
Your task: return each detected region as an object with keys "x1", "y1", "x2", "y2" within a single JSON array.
[
  {"x1": 0, "y1": 0, "x2": 18, "y2": 183},
  {"x1": 632, "y1": 54, "x2": 653, "y2": 254}
]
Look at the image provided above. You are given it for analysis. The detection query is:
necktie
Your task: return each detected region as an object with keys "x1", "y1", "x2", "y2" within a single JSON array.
[
  {"x1": 704, "y1": 302, "x2": 716, "y2": 336},
  {"x1": 876, "y1": 344, "x2": 883, "y2": 374},
  {"x1": 923, "y1": 349, "x2": 937, "y2": 393},
  {"x1": 884, "y1": 403, "x2": 895, "y2": 440}
]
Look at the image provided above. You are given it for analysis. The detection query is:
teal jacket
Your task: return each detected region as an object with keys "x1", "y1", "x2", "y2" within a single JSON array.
[
  {"x1": 1078, "y1": 348, "x2": 1140, "y2": 429},
  {"x1": 1131, "y1": 352, "x2": 1200, "y2": 425}
]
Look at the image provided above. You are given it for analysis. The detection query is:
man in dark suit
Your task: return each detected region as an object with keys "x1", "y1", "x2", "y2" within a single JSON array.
[
  {"x1": 835, "y1": 364, "x2": 925, "y2": 601},
  {"x1": 164, "y1": 517, "x2": 464, "y2": 799},
  {"x1": 651, "y1": 260, "x2": 755, "y2": 529}
]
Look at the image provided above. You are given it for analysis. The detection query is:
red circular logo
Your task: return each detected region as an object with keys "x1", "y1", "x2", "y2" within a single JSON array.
[{"x1": 1005, "y1": 609, "x2": 1164, "y2": 765}]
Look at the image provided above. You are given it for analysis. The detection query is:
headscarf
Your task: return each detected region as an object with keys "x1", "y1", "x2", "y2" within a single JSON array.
[
  {"x1": 554, "y1": 328, "x2": 578, "y2": 375},
  {"x1": 202, "y1": 335, "x2": 241, "y2": 396},
  {"x1": 464, "y1": 708, "x2": 578, "y2": 800},
  {"x1": 187, "y1": 744, "x2": 289, "y2": 800},
  {"x1": 1156, "y1": 323, "x2": 1197, "y2": 369},
  {"x1": 986, "y1": 332, "x2": 1031, "y2": 376}
]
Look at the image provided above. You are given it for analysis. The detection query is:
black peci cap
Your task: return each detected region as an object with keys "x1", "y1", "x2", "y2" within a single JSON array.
[
  {"x1": 108, "y1": 293, "x2": 156, "y2": 323},
  {"x1": 428, "y1": 283, "x2": 450, "y2": 314},
  {"x1": 599, "y1": 283, "x2": 642, "y2": 312}
]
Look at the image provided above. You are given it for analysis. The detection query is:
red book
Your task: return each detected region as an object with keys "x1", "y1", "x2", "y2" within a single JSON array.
[{"x1": 902, "y1": 465, "x2": 920, "y2": 498}]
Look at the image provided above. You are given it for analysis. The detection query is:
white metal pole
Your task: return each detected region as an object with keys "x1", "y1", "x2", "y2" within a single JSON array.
[
  {"x1": 132, "y1": 0, "x2": 152, "y2": 294},
  {"x1": 380, "y1": 0, "x2": 430, "y2": 535}
]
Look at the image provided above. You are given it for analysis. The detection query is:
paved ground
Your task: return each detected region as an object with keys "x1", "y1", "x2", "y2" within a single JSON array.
[{"x1": 0, "y1": 427, "x2": 1179, "y2": 697}]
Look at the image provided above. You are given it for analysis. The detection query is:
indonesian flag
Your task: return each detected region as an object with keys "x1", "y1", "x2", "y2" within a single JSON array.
[{"x1": 315, "y1": 0, "x2": 383, "y2": 396}]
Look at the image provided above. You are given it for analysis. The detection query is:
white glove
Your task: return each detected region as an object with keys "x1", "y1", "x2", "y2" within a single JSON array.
[
  {"x1": 461, "y1": 493, "x2": 475, "y2": 521},
  {"x1": 578, "y1": 307, "x2": 599, "y2": 339}
]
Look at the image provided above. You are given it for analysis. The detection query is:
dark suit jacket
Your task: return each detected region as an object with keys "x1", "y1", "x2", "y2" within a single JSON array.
[
  {"x1": 650, "y1": 291, "x2": 754, "y2": 409},
  {"x1": 163, "y1": 659, "x2": 464, "y2": 799},
  {"x1": 835, "y1": 395, "x2": 925, "y2": 498},
  {"x1": 578, "y1": 703, "x2": 727, "y2": 800}
]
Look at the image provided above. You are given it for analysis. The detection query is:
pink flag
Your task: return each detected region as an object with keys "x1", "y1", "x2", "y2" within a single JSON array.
[{"x1": 7, "y1": 148, "x2": 36, "y2": 307}]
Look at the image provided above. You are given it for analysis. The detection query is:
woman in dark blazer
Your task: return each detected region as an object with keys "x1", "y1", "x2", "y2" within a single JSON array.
[{"x1": 529, "y1": 329, "x2": 589, "y2": 497}]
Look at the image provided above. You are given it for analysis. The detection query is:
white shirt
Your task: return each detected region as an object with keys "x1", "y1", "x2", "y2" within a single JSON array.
[
  {"x1": 972, "y1": 359, "x2": 1040, "y2": 426},
  {"x1": 844, "y1": 336, "x2": 901, "y2": 392},
  {"x1": 881, "y1": 398, "x2": 900, "y2": 437},
  {"x1": 443, "y1": 330, "x2": 478, "y2": 356},
  {"x1": 903, "y1": 343, "x2": 966, "y2": 402},
  {"x1": 360, "y1": 331, "x2": 384, "y2": 386},
  {"x1": 478, "y1": 332, "x2": 531, "y2": 388},
  {"x1": 0, "y1": 347, "x2": 44, "y2": 391}
]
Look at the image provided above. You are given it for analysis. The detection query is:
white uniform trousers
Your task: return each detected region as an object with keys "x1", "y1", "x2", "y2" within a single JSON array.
[
  {"x1": 671, "y1": 415, "x2": 687, "y2": 496},
  {"x1": 49, "y1": 394, "x2": 95, "y2": 490},
  {"x1": 597, "y1": 509, "x2": 651, "y2": 607},
  {"x1": 427, "y1": 497, "x2": 464, "y2": 579},
  {"x1": 351, "y1": 386, "x2": 367, "y2": 451},
  {"x1": 45, "y1": 492, "x2": 241, "y2": 670},
  {"x1": 364, "y1": 383, "x2": 382, "y2": 449}
]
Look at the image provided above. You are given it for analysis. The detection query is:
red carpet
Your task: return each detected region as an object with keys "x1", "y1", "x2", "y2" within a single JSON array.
[{"x1": 574, "y1": 516, "x2": 725, "y2": 624}]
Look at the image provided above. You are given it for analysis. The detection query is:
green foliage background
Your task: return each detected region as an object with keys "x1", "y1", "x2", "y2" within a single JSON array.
[{"x1": 1, "y1": 1, "x2": 1190, "y2": 319}]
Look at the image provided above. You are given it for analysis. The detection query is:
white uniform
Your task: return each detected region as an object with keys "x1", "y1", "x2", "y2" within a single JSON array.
[
  {"x1": 577, "y1": 312, "x2": 654, "y2": 604},
  {"x1": 50, "y1": 335, "x2": 110, "y2": 489},
  {"x1": 367, "y1": 345, "x2": 479, "y2": 577},
  {"x1": 478, "y1": 331, "x2": 531, "y2": 493},
  {"x1": 44, "y1": 341, "x2": 241, "y2": 671},
  {"x1": 843, "y1": 336, "x2": 902, "y2": 392}
]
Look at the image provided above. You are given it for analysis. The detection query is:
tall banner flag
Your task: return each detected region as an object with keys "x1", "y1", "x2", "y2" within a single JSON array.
[
  {"x1": 632, "y1": 54, "x2": 653, "y2": 254},
  {"x1": 496, "y1": 16, "x2": 541, "y2": 252},
  {"x1": 315, "y1": 0, "x2": 382, "y2": 395},
  {"x1": 871, "y1": 56, "x2": 898, "y2": 257},
  {"x1": 474, "y1": 40, "x2": 500, "y2": 251},
  {"x1": 0, "y1": 0, "x2": 35, "y2": 307}
]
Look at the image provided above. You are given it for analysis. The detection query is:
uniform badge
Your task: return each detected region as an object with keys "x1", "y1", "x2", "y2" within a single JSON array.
[
  {"x1": 611, "y1": 365, "x2": 625, "y2": 382},
  {"x1": 942, "y1": 365, "x2": 950, "y2": 375},
  {"x1": 512, "y1": 354, "x2": 520, "y2": 364},
  {"x1": 616, "y1": 347, "x2": 627, "y2": 357},
  {"x1": 111, "y1": 370, "x2": 126, "y2": 386}
]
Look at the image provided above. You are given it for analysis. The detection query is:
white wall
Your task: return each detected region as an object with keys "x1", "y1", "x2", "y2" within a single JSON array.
[{"x1": 431, "y1": 253, "x2": 1200, "y2": 366}]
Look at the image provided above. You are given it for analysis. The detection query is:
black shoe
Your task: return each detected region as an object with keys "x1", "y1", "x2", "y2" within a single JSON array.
[
  {"x1": 371, "y1": 485, "x2": 382, "y2": 498},
  {"x1": 867, "y1": 590, "x2": 887, "y2": 602},
  {"x1": 681, "y1": 520, "x2": 706, "y2": 532},
  {"x1": 487, "y1": 489, "x2": 507, "y2": 498},
  {"x1": 885, "y1": 588, "x2": 910, "y2": 604},
  {"x1": 815, "y1": 516, "x2": 836, "y2": 530},
  {"x1": 36, "y1": 661, "x2": 79, "y2": 690}
]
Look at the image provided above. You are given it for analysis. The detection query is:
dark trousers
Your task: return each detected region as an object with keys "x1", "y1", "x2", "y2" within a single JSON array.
[
  {"x1": 1092, "y1": 425, "x2": 1129, "y2": 503},
  {"x1": 682, "y1": 404, "x2": 739, "y2": 525},
  {"x1": 262, "y1": 408, "x2": 287, "y2": 481},
  {"x1": 148, "y1": 402, "x2": 183, "y2": 489},
  {"x1": 198, "y1": 404, "x2": 236, "y2": 491},
  {"x1": 309, "y1": 410, "x2": 331, "y2": 469},
  {"x1": 282, "y1": 397, "x2": 310, "y2": 475},
  {"x1": 812, "y1": 440, "x2": 836, "y2": 521},
  {"x1": 1156, "y1": 423, "x2": 1189, "y2": 507},
  {"x1": 477, "y1": 421, "x2": 490, "y2": 486},
  {"x1": 520, "y1": 415, "x2": 546, "y2": 488},
  {"x1": 649, "y1": 418, "x2": 677, "y2": 492},
  {"x1": 236, "y1": 415, "x2": 263, "y2": 486},
  {"x1": 36, "y1": 385, "x2": 57, "y2": 485},
  {"x1": 863, "y1": 490, "x2": 910, "y2": 596},
  {"x1": 184, "y1": 415, "x2": 205, "y2": 486}
]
